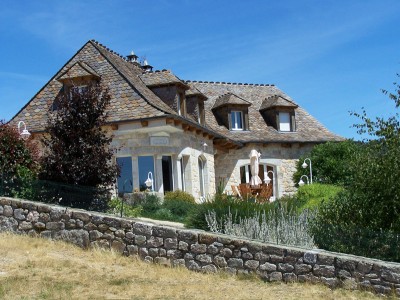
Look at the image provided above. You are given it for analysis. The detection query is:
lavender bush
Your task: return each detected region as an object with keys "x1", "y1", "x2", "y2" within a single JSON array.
[{"x1": 206, "y1": 206, "x2": 316, "y2": 249}]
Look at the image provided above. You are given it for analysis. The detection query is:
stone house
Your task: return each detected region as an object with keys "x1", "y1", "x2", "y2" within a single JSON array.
[{"x1": 11, "y1": 40, "x2": 342, "y2": 201}]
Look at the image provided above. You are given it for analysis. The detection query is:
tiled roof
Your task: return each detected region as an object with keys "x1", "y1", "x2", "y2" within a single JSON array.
[
  {"x1": 184, "y1": 82, "x2": 207, "y2": 100},
  {"x1": 212, "y1": 92, "x2": 251, "y2": 109},
  {"x1": 90, "y1": 41, "x2": 176, "y2": 116},
  {"x1": 57, "y1": 61, "x2": 100, "y2": 82},
  {"x1": 11, "y1": 40, "x2": 177, "y2": 132},
  {"x1": 140, "y1": 70, "x2": 188, "y2": 89},
  {"x1": 259, "y1": 95, "x2": 298, "y2": 110},
  {"x1": 185, "y1": 81, "x2": 343, "y2": 143},
  {"x1": 11, "y1": 39, "x2": 342, "y2": 144}
]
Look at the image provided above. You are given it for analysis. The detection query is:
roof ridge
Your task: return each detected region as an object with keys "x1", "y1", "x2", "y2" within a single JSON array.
[
  {"x1": 264, "y1": 94, "x2": 297, "y2": 106},
  {"x1": 215, "y1": 91, "x2": 234, "y2": 98},
  {"x1": 90, "y1": 39, "x2": 131, "y2": 63},
  {"x1": 153, "y1": 69, "x2": 171, "y2": 73},
  {"x1": 90, "y1": 40, "x2": 176, "y2": 116},
  {"x1": 218, "y1": 92, "x2": 250, "y2": 102},
  {"x1": 185, "y1": 80, "x2": 275, "y2": 87}
]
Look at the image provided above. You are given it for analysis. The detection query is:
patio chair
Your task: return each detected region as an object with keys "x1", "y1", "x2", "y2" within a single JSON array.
[
  {"x1": 238, "y1": 183, "x2": 252, "y2": 200},
  {"x1": 231, "y1": 185, "x2": 242, "y2": 199},
  {"x1": 258, "y1": 184, "x2": 273, "y2": 203}
]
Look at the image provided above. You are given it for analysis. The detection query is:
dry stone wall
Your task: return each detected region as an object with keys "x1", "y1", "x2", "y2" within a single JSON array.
[{"x1": 1, "y1": 197, "x2": 400, "y2": 296}]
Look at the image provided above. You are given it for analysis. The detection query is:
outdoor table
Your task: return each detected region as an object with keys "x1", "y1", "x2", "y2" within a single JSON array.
[{"x1": 250, "y1": 186, "x2": 262, "y2": 196}]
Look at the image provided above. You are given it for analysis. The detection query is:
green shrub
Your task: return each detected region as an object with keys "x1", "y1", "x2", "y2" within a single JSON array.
[
  {"x1": 164, "y1": 190, "x2": 196, "y2": 204},
  {"x1": 185, "y1": 193, "x2": 271, "y2": 230},
  {"x1": 107, "y1": 197, "x2": 142, "y2": 218},
  {"x1": 163, "y1": 199, "x2": 196, "y2": 219},
  {"x1": 135, "y1": 193, "x2": 161, "y2": 216},
  {"x1": 308, "y1": 75, "x2": 400, "y2": 262},
  {"x1": 9, "y1": 166, "x2": 38, "y2": 200},
  {"x1": 152, "y1": 208, "x2": 174, "y2": 221},
  {"x1": 311, "y1": 190, "x2": 400, "y2": 262},
  {"x1": 295, "y1": 183, "x2": 343, "y2": 210},
  {"x1": 185, "y1": 202, "x2": 210, "y2": 230},
  {"x1": 0, "y1": 120, "x2": 39, "y2": 197},
  {"x1": 293, "y1": 140, "x2": 360, "y2": 185}
]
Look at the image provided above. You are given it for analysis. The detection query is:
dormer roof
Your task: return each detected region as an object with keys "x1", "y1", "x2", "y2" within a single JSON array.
[
  {"x1": 212, "y1": 92, "x2": 251, "y2": 109},
  {"x1": 187, "y1": 80, "x2": 343, "y2": 143},
  {"x1": 10, "y1": 39, "x2": 343, "y2": 144},
  {"x1": 185, "y1": 82, "x2": 208, "y2": 101},
  {"x1": 140, "y1": 70, "x2": 189, "y2": 90},
  {"x1": 56, "y1": 61, "x2": 100, "y2": 82},
  {"x1": 259, "y1": 95, "x2": 298, "y2": 110}
]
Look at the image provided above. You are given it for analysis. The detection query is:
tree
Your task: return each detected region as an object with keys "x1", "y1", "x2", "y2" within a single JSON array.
[
  {"x1": 40, "y1": 81, "x2": 119, "y2": 209},
  {"x1": 0, "y1": 120, "x2": 39, "y2": 196},
  {"x1": 346, "y1": 75, "x2": 400, "y2": 230},
  {"x1": 311, "y1": 75, "x2": 400, "y2": 261},
  {"x1": 293, "y1": 140, "x2": 360, "y2": 186}
]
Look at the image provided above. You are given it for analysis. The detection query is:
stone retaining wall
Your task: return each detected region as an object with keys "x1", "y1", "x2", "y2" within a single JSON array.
[{"x1": 1, "y1": 197, "x2": 400, "y2": 296}]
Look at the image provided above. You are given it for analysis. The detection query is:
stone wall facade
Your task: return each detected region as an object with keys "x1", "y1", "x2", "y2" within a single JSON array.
[
  {"x1": 1, "y1": 197, "x2": 400, "y2": 296},
  {"x1": 111, "y1": 119, "x2": 215, "y2": 201},
  {"x1": 215, "y1": 143, "x2": 313, "y2": 198}
]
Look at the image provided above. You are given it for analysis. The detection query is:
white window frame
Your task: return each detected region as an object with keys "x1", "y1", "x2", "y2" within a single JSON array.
[
  {"x1": 279, "y1": 112, "x2": 291, "y2": 132},
  {"x1": 231, "y1": 111, "x2": 244, "y2": 130}
]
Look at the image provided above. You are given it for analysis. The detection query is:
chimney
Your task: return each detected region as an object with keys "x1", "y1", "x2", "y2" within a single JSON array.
[
  {"x1": 126, "y1": 51, "x2": 140, "y2": 66},
  {"x1": 141, "y1": 59, "x2": 153, "y2": 72}
]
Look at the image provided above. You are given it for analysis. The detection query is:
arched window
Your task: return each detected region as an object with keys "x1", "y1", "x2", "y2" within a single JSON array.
[
  {"x1": 198, "y1": 156, "x2": 206, "y2": 199},
  {"x1": 240, "y1": 164, "x2": 275, "y2": 195}
]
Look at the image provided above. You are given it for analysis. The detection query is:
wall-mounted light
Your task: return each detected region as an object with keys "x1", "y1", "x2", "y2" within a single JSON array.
[
  {"x1": 298, "y1": 174, "x2": 310, "y2": 186},
  {"x1": 145, "y1": 171, "x2": 154, "y2": 191},
  {"x1": 201, "y1": 142, "x2": 208, "y2": 153},
  {"x1": 264, "y1": 170, "x2": 274, "y2": 185},
  {"x1": 18, "y1": 121, "x2": 31, "y2": 140}
]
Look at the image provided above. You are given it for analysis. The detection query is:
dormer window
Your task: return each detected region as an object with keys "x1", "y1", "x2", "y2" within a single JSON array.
[
  {"x1": 177, "y1": 93, "x2": 186, "y2": 116},
  {"x1": 55, "y1": 61, "x2": 100, "y2": 110},
  {"x1": 184, "y1": 84, "x2": 208, "y2": 126},
  {"x1": 278, "y1": 112, "x2": 291, "y2": 132},
  {"x1": 56, "y1": 61, "x2": 100, "y2": 85},
  {"x1": 259, "y1": 95, "x2": 298, "y2": 132},
  {"x1": 212, "y1": 93, "x2": 251, "y2": 131},
  {"x1": 231, "y1": 111, "x2": 244, "y2": 130},
  {"x1": 70, "y1": 85, "x2": 88, "y2": 99},
  {"x1": 197, "y1": 102, "x2": 205, "y2": 125}
]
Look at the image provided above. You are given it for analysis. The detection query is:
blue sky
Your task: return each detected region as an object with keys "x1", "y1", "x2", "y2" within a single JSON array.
[{"x1": 1, "y1": 0, "x2": 399, "y2": 139}]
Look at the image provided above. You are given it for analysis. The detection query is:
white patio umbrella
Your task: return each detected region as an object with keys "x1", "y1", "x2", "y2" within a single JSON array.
[{"x1": 249, "y1": 149, "x2": 262, "y2": 186}]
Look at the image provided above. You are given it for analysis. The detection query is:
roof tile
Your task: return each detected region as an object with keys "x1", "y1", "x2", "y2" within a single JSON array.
[
  {"x1": 212, "y1": 92, "x2": 251, "y2": 109},
  {"x1": 11, "y1": 40, "x2": 343, "y2": 144}
]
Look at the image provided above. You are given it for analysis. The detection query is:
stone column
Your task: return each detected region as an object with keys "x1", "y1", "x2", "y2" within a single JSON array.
[
  {"x1": 185, "y1": 155, "x2": 193, "y2": 196},
  {"x1": 175, "y1": 155, "x2": 182, "y2": 191},
  {"x1": 132, "y1": 156, "x2": 139, "y2": 191},
  {"x1": 155, "y1": 155, "x2": 164, "y2": 194}
]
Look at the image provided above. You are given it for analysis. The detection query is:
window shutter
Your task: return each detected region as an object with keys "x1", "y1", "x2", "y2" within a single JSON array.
[
  {"x1": 228, "y1": 111, "x2": 232, "y2": 130},
  {"x1": 275, "y1": 112, "x2": 280, "y2": 131},
  {"x1": 291, "y1": 112, "x2": 296, "y2": 131},
  {"x1": 244, "y1": 111, "x2": 249, "y2": 130}
]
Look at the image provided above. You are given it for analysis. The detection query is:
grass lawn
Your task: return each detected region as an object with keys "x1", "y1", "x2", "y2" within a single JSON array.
[{"x1": 0, "y1": 232, "x2": 385, "y2": 300}]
